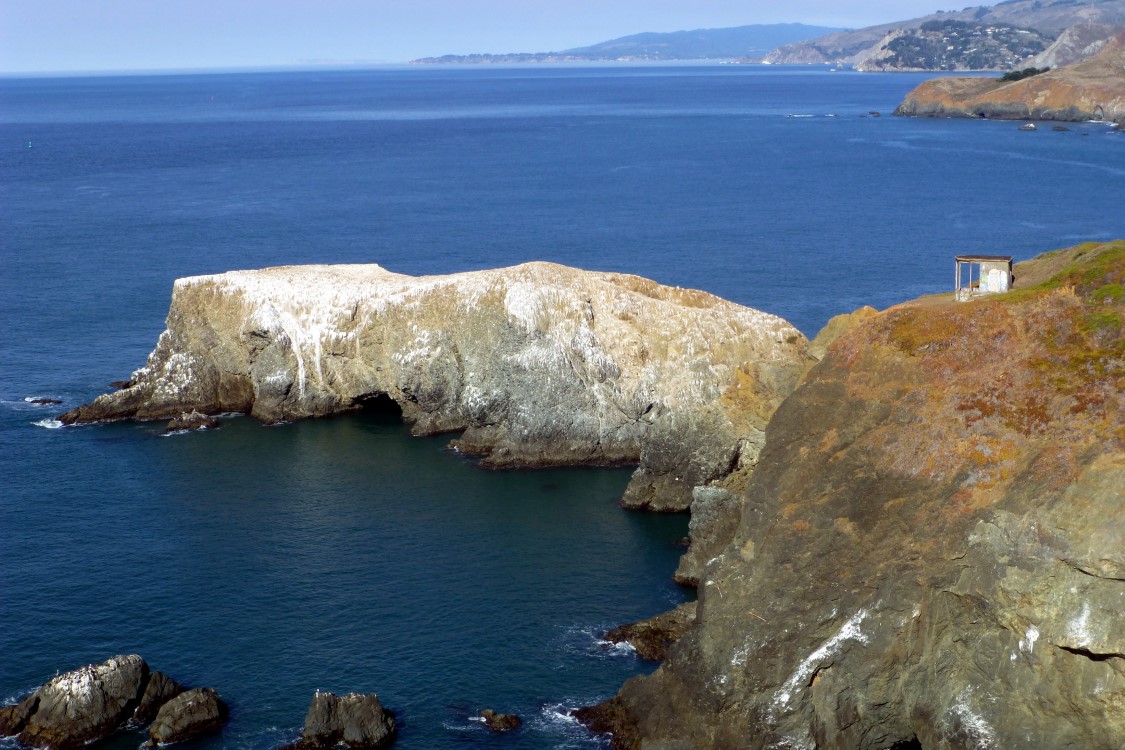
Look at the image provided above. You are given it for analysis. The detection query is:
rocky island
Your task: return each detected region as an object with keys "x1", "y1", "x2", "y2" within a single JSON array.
[
  {"x1": 61, "y1": 262, "x2": 810, "y2": 513},
  {"x1": 895, "y1": 30, "x2": 1125, "y2": 125},
  {"x1": 578, "y1": 240, "x2": 1125, "y2": 748}
]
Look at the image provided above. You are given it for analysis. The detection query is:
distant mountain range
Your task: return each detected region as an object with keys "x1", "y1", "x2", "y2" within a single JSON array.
[
  {"x1": 410, "y1": 23, "x2": 843, "y2": 64},
  {"x1": 413, "y1": 0, "x2": 1125, "y2": 72}
]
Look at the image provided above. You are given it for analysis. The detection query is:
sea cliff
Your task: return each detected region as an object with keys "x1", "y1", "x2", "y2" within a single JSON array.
[
  {"x1": 580, "y1": 241, "x2": 1125, "y2": 748},
  {"x1": 895, "y1": 31, "x2": 1125, "y2": 125},
  {"x1": 61, "y1": 262, "x2": 810, "y2": 512}
]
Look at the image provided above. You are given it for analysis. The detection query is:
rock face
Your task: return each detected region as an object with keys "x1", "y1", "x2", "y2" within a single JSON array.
[
  {"x1": 287, "y1": 692, "x2": 395, "y2": 750},
  {"x1": 895, "y1": 31, "x2": 1125, "y2": 125},
  {"x1": 60, "y1": 262, "x2": 809, "y2": 512},
  {"x1": 146, "y1": 688, "x2": 227, "y2": 747},
  {"x1": 581, "y1": 241, "x2": 1125, "y2": 749}
]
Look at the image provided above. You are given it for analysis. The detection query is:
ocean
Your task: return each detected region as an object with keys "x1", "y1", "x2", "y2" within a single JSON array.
[{"x1": 1, "y1": 64, "x2": 1123, "y2": 749}]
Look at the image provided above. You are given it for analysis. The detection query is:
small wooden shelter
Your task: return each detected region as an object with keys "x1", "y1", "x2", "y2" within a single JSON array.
[{"x1": 955, "y1": 255, "x2": 1013, "y2": 301}]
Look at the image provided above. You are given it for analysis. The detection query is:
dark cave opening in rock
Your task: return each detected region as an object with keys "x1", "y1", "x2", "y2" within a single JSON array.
[
  {"x1": 352, "y1": 392, "x2": 404, "y2": 424},
  {"x1": 884, "y1": 739, "x2": 922, "y2": 750}
]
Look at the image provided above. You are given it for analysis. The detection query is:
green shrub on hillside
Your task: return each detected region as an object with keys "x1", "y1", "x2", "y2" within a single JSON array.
[{"x1": 1000, "y1": 66, "x2": 1049, "y2": 82}]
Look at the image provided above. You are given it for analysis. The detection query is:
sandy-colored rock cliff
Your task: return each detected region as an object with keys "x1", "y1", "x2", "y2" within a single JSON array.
[
  {"x1": 579, "y1": 241, "x2": 1125, "y2": 749},
  {"x1": 61, "y1": 262, "x2": 810, "y2": 511},
  {"x1": 895, "y1": 31, "x2": 1125, "y2": 125}
]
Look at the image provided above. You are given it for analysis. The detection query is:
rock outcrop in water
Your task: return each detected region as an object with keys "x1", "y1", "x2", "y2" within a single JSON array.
[
  {"x1": 894, "y1": 31, "x2": 1125, "y2": 126},
  {"x1": 580, "y1": 241, "x2": 1125, "y2": 749},
  {"x1": 284, "y1": 692, "x2": 396, "y2": 750},
  {"x1": 0, "y1": 655, "x2": 225, "y2": 750},
  {"x1": 60, "y1": 262, "x2": 810, "y2": 512}
]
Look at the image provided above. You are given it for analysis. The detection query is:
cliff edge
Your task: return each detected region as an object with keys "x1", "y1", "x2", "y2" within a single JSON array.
[
  {"x1": 895, "y1": 31, "x2": 1125, "y2": 125},
  {"x1": 580, "y1": 241, "x2": 1125, "y2": 748},
  {"x1": 61, "y1": 262, "x2": 810, "y2": 511}
]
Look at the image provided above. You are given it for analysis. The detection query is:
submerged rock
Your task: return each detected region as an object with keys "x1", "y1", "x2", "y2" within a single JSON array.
[
  {"x1": 583, "y1": 241, "x2": 1125, "y2": 749},
  {"x1": 60, "y1": 262, "x2": 809, "y2": 511},
  {"x1": 479, "y1": 709, "x2": 521, "y2": 732},
  {"x1": 15, "y1": 654, "x2": 148, "y2": 750},
  {"x1": 285, "y1": 691, "x2": 395, "y2": 750},
  {"x1": 146, "y1": 688, "x2": 227, "y2": 746}
]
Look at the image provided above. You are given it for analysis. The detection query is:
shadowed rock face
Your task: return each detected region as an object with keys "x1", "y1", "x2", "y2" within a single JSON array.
[
  {"x1": 582, "y1": 241, "x2": 1125, "y2": 749},
  {"x1": 895, "y1": 31, "x2": 1125, "y2": 125},
  {"x1": 60, "y1": 262, "x2": 809, "y2": 511}
]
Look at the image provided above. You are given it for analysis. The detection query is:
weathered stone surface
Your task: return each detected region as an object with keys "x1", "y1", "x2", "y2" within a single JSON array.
[
  {"x1": 60, "y1": 262, "x2": 809, "y2": 511},
  {"x1": 582, "y1": 241, "x2": 1125, "y2": 749},
  {"x1": 133, "y1": 671, "x2": 185, "y2": 726},
  {"x1": 604, "y1": 602, "x2": 698, "y2": 662},
  {"x1": 285, "y1": 691, "x2": 395, "y2": 750},
  {"x1": 146, "y1": 688, "x2": 227, "y2": 746},
  {"x1": 895, "y1": 31, "x2": 1125, "y2": 126},
  {"x1": 16, "y1": 654, "x2": 148, "y2": 750},
  {"x1": 479, "y1": 709, "x2": 521, "y2": 732}
]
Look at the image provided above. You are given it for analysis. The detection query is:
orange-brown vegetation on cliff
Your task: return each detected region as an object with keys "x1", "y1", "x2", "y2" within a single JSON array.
[
  {"x1": 825, "y1": 241, "x2": 1124, "y2": 504},
  {"x1": 895, "y1": 30, "x2": 1125, "y2": 124}
]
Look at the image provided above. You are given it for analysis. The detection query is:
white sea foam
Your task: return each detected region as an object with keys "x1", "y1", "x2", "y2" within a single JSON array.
[
  {"x1": 535, "y1": 702, "x2": 611, "y2": 748},
  {"x1": 559, "y1": 624, "x2": 639, "y2": 660},
  {"x1": 33, "y1": 418, "x2": 63, "y2": 429}
]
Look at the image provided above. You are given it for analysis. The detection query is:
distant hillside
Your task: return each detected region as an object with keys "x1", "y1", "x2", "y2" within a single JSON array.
[
  {"x1": 895, "y1": 29, "x2": 1125, "y2": 124},
  {"x1": 766, "y1": 0, "x2": 1125, "y2": 70},
  {"x1": 858, "y1": 19, "x2": 1051, "y2": 71},
  {"x1": 411, "y1": 23, "x2": 843, "y2": 64}
]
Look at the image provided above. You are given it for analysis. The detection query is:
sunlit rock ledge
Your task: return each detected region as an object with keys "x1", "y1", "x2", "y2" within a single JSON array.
[{"x1": 62, "y1": 261, "x2": 811, "y2": 512}]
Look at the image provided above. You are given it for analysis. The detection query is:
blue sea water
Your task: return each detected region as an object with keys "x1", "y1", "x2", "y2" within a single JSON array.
[{"x1": 1, "y1": 65, "x2": 1123, "y2": 749}]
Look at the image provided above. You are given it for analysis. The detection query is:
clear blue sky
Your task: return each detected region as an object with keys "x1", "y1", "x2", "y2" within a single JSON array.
[{"x1": 1, "y1": 1, "x2": 955, "y2": 73}]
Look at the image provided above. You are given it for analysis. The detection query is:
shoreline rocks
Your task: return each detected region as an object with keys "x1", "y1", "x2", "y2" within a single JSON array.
[
  {"x1": 59, "y1": 262, "x2": 810, "y2": 513},
  {"x1": 0, "y1": 656, "x2": 225, "y2": 750}
]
